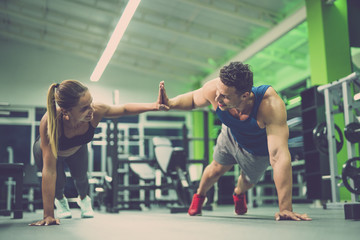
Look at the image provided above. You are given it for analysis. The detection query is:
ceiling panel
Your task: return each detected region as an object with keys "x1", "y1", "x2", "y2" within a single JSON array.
[{"x1": 0, "y1": 0, "x2": 307, "y2": 98}]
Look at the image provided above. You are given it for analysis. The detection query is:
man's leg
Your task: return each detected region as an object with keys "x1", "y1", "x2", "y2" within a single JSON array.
[
  {"x1": 197, "y1": 160, "x2": 234, "y2": 196},
  {"x1": 234, "y1": 173, "x2": 254, "y2": 195},
  {"x1": 233, "y1": 172, "x2": 254, "y2": 215},
  {"x1": 188, "y1": 160, "x2": 233, "y2": 216}
]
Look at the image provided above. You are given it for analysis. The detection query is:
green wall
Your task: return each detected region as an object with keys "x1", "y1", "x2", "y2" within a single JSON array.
[
  {"x1": 192, "y1": 109, "x2": 216, "y2": 164},
  {"x1": 305, "y1": 0, "x2": 352, "y2": 200},
  {"x1": 192, "y1": 111, "x2": 205, "y2": 160}
]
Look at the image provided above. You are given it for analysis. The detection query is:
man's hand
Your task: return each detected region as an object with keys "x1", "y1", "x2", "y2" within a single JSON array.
[
  {"x1": 29, "y1": 216, "x2": 60, "y2": 226},
  {"x1": 157, "y1": 81, "x2": 170, "y2": 111},
  {"x1": 275, "y1": 210, "x2": 312, "y2": 221}
]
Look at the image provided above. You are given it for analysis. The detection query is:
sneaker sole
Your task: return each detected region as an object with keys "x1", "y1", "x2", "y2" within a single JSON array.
[
  {"x1": 234, "y1": 211, "x2": 247, "y2": 215},
  {"x1": 188, "y1": 212, "x2": 202, "y2": 216},
  {"x1": 58, "y1": 214, "x2": 72, "y2": 219}
]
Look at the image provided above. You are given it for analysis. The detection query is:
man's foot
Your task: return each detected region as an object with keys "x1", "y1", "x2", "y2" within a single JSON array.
[
  {"x1": 54, "y1": 197, "x2": 72, "y2": 219},
  {"x1": 233, "y1": 193, "x2": 247, "y2": 215},
  {"x1": 76, "y1": 196, "x2": 94, "y2": 218},
  {"x1": 188, "y1": 194, "x2": 206, "y2": 216}
]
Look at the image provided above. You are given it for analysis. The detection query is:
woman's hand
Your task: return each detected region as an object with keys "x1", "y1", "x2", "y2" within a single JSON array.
[{"x1": 29, "y1": 216, "x2": 60, "y2": 226}]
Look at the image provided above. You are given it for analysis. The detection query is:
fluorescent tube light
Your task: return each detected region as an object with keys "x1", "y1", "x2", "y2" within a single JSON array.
[{"x1": 90, "y1": 0, "x2": 141, "y2": 82}]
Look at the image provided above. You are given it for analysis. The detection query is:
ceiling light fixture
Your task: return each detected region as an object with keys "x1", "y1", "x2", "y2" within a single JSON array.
[
  {"x1": 324, "y1": 0, "x2": 336, "y2": 5},
  {"x1": 90, "y1": 0, "x2": 141, "y2": 82}
]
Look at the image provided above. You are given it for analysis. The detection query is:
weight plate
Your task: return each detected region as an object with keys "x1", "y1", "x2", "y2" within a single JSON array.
[
  {"x1": 313, "y1": 122, "x2": 344, "y2": 155},
  {"x1": 342, "y1": 157, "x2": 360, "y2": 194},
  {"x1": 344, "y1": 122, "x2": 360, "y2": 143}
]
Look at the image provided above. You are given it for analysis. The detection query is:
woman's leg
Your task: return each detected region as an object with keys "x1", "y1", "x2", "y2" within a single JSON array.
[
  {"x1": 65, "y1": 145, "x2": 93, "y2": 218},
  {"x1": 64, "y1": 145, "x2": 89, "y2": 199}
]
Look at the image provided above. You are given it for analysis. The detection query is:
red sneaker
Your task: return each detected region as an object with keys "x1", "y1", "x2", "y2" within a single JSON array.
[
  {"x1": 188, "y1": 194, "x2": 206, "y2": 216},
  {"x1": 233, "y1": 193, "x2": 247, "y2": 215}
]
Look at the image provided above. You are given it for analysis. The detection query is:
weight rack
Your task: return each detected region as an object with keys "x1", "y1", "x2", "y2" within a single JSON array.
[{"x1": 317, "y1": 72, "x2": 360, "y2": 206}]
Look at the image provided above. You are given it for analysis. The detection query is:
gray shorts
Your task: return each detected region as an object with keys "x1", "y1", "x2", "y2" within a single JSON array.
[{"x1": 213, "y1": 125, "x2": 270, "y2": 184}]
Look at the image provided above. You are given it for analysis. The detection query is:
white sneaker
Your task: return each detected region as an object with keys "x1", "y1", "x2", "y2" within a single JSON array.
[
  {"x1": 54, "y1": 197, "x2": 72, "y2": 219},
  {"x1": 76, "y1": 196, "x2": 94, "y2": 218}
]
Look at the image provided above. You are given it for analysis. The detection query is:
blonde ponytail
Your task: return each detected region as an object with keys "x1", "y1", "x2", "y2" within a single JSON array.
[
  {"x1": 45, "y1": 80, "x2": 88, "y2": 158},
  {"x1": 46, "y1": 83, "x2": 59, "y2": 158}
]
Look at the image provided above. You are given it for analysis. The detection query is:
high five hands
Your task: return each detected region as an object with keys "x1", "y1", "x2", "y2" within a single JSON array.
[{"x1": 157, "y1": 81, "x2": 170, "y2": 111}]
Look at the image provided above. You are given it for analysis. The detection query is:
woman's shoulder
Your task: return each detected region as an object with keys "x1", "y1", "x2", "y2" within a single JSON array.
[
  {"x1": 40, "y1": 108, "x2": 62, "y2": 123},
  {"x1": 92, "y1": 102, "x2": 110, "y2": 114},
  {"x1": 39, "y1": 111, "x2": 49, "y2": 126},
  {"x1": 91, "y1": 102, "x2": 110, "y2": 123}
]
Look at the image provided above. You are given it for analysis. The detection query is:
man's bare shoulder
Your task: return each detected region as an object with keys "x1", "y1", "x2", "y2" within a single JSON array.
[
  {"x1": 202, "y1": 78, "x2": 220, "y2": 97},
  {"x1": 201, "y1": 78, "x2": 219, "y2": 107},
  {"x1": 202, "y1": 78, "x2": 219, "y2": 89},
  {"x1": 259, "y1": 87, "x2": 286, "y2": 124},
  {"x1": 262, "y1": 87, "x2": 283, "y2": 105}
]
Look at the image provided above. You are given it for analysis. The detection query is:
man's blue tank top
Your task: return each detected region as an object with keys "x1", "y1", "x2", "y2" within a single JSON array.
[{"x1": 215, "y1": 85, "x2": 270, "y2": 156}]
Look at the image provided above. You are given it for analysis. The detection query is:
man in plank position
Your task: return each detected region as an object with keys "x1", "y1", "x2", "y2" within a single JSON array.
[{"x1": 159, "y1": 62, "x2": 311, "y2": 221}]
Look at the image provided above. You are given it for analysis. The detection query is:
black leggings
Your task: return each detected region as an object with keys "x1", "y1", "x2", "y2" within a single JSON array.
[{"x1": 33, "y1": 137, "x2": 89, "y2": 199}]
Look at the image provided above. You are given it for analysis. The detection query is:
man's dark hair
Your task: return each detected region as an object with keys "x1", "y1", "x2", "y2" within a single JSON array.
[{"x1": 219, "y1": 62, "x2": 253, "y2": 94}]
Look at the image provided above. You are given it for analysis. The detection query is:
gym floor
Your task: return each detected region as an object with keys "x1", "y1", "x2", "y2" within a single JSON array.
[{"x1": 0, "y1": 204, "x2": 358, "y2": 240}]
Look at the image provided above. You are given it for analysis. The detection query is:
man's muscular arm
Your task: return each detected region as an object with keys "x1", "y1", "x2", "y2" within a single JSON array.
[
  {"x1": 159, "y1": 80, "x2": 214, "y2": 110},
  {"x1": 262, "y1": 88, "x2": 311, "y2": 221}
]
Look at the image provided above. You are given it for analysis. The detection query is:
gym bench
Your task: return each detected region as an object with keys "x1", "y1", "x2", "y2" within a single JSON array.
[{"x1": 0, "y1": 163, "x2": 24, "y2": 219}]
